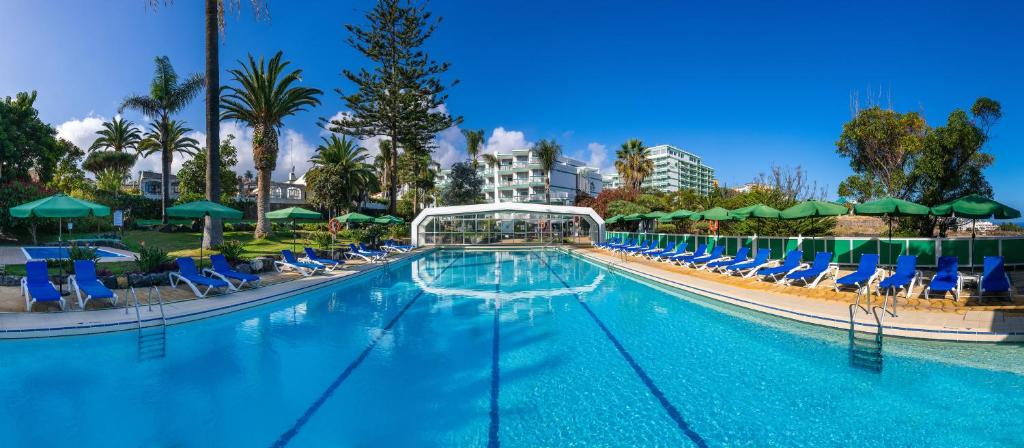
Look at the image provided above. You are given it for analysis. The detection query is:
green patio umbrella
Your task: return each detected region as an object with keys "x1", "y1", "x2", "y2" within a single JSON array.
[
  {"x1": 640, "y1": 211, "x2": 668, "y2": 233},
  {"x1": 9, "y1": 193, "x2": 111, "y2": 296},
  {"x1": 266, "y1": 206, "x2": 323, "y2": 252},
  {"x1": 729, "y1": 203, "x2": 781, "y2": 237},
  {"x1": 780, "y1": 200, "x2": 847, "y2": 256},
  {"x1": 373, "y1": 214, "x2": 405, "y2": 224},
  {"x1": 166, "y1": 200, "x2": 243, "y2": 269},
  {"x1": 657, "y1": 209, "x2": 694, "y2": 223},
  {"x1": 622, "y1": 213, "x2": 645, "y2": 221},
  {"x1": 930, "y1": 195, "x2": 1021, "y2": 268},
  {"x1": 854, "y1": 197, "x2": 930, "y2": 264},
  {"x1": 334, "y1": 212, "x2": 375, "y2": 224},
  {"x1": 689, "y1": 207, "x2": 743, "y2": 240},
  {"x1": 604, "y1": 214, "x2": 624, "y2": 225}
]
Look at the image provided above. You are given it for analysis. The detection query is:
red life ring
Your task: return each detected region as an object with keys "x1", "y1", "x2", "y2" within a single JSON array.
[
  {"x1": 708, "y1": 220, "x2": 719, "y2": 232},
  {"x1": 328, "y1": 218, "x2": 343, "y2": 234}
]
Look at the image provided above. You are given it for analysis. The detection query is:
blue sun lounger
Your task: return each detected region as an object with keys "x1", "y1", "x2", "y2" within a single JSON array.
[
  {"x1": 655, "y1": 242, "x2": 688, "y2": 261},
  {"x1": 383, "y1": 239, "x2": 414, "y2": 252},
  {"x1": 724, "y1": 248, "x2": 772, "y2": 278},
  {"x1": 687, "y1": 246, "x2": 726, "y2": 268},
  {"x1": 643, "y1": 241, "x2": 674, "y2": 258},
  {"x1": 924, "y1": 256, "x2": 962, "y2": 300},
  {"x1": 276, "y1": 250, "x2": 324, "y2": 276},
  {"x1": 834, "y1": 254, "x2": 883, "y2": 294},
  {"x1": 784, "y1": 252, "x2": 836, "y2": 288},
  {"x1": 68, "y1": 260, "x2": 118, "y2": 309},
  {"x1": 980, "y1": 256, "x2": 1013, "y2": 301},
  {"x1": 203, "y1": 254, "x2": 261, "y2": 290},
  {"x1": 21, "y1": 260, "x2": 64, "y2": 311},
  {"x1": 359, "y1": 243, "x2": 388, "y2": 259},
  {"x1": 627, "y1": 241, "x2": 656, "y2": 256},
  {"x1": 876, "y1": 255, "x2": 922, "y2": 316},
  {"x1": 303, "y1": 247, "x2": 344, "y2": 271},
  {"x1": 756, "y1": 250, "x2": 804, "y2": 282},
  {"x1": 669, "y1": 244, "x2": 707, "y2": 265},
  {"x1": 169, "y1": 257, "x2": 231, "y2": 298},
  {"x1": 706, "y1": 247, "x2": 749, "y2": 272}
]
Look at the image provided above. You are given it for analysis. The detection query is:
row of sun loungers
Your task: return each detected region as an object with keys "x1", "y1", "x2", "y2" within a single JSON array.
[
  {"x1": 594, "y1": 238, "x2": 1014, "y2": 307},
  {"x1": 22, "y1": 242, "x2": 414, "y2": 311}
]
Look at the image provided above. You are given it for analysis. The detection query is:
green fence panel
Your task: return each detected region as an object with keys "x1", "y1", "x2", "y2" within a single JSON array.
[
  {"x1": 767, "y1": 238, "x2": 784, "y2": 259},
  {"x1": 973, "y1": 239, "x2": 1000, "y2": 267},
  {"x1": 725, "y1": 237, "x2": 738, "y2": 256},
  {"x1": 850, "y1": 238, "x2": 878, "y2": 264},
  {"x1": 784, "y1": 238, "x2": 800, "y2": 258},
  {"x1": 906, "y1": 240, "x2": 936, "y2": 266},
  {"x1": 831, "y1": 239, "x2": 852, "y2": 263},
  {"x1": 879, "y1": 238, "x2": 905, "y2": 265},
  {"x1": 940, "y1": 239, "x2": 970, "y2": 266},
  {"x1": 1002, "y1": 239, "x2": 1024, "y2": 264}
]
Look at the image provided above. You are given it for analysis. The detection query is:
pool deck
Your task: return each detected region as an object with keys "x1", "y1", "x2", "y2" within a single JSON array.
[
  {"x1": 0, "y1": 248, "x2": 430, "y2": 339},
  {"x1": 570, "y1": 247, "x2": 1024, "y2": 342}
]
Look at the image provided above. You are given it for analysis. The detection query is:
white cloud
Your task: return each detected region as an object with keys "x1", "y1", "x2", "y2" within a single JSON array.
[
  {"x1": 484, "y1": 127, "x2": 531, "y2": 154},
  {"x1": 55, "y1": 114, "x2": 107, "y2": 151},
  {"x1": 584, "y1": 142, "x2": 609, "y2": 171},
  {"x1": 276, "y1": 129, "x2": 317, "y2": 179}
]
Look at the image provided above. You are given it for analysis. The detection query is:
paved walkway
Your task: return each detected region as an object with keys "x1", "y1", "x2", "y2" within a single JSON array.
[
  {"x1": 0, "y1": 249, "x2": 430, "y2": 338},
  {"x1": 571, "y1": 247, "x2": 1024, "y2": 342}
]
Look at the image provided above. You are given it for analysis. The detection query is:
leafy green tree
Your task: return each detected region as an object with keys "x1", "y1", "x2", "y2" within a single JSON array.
[
  {"x1": 305, "y1": 135, "x2": 377, "y2": 216},
  {"x1": 614, "y1": 138, "x2": 654, "y2": 192},
  {"x1": 605, "y1": 200, "x2": 649, "y2": 218},
  {"x1": 397, "y1": 146, "x2": 435, "y2": 214},
  {"x1": 0, "y1": 181, "x2": 54, "y2": 243},
  {"x1": 374, "y1": 139, "x2": 396, "y2": 202},
  {"x1": 48, "y1": 139, "x2": 90, "y2": 195},
  {"x1": 910, "y1": 98, "x2": 1000, "y2": 236},
  {"x1": 120, "y1": 56, "x2": 204, "y2": 223},
  {"x1": 533, "y1": 139, "x2": 561, "y2": 204},
  {"x1": 178, "y1": 134, "x2": 241, "y2": 203},
  {"x1": 83, "y1": 151, "x2": 137, "y2": 193},
  {"x1": 221, "y1": 51, "x2": 322, "y2": 238},
  {"x1": 90, "y1": 117, "x2": 143, "y2": 153},
  {"x1": 0, "y1": 91, "x2": 63, "y2": 183},
  {"x1": 835, "y1": 106, "x2": 927, "y2": 201},
  {"x1": 439, "y1": 162, "x2": 483, "y2": 206},
  {"x1": 330, "y1": 0, "x2": 462, "y2": 214},
  {"x1": 462, "y1": 128, "x2": 485, "y2": 168}
]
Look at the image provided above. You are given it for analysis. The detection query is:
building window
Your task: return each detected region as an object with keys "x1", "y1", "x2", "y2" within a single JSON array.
[
  {"x1": 287, "y1": 187, "x2": 302, "y2": 200},
  {"x1": 271, "y1": 187, "x2": 283, "y2": 199}
]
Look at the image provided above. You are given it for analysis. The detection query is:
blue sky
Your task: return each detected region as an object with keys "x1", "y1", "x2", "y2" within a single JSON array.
[{"x1": 1, "y1": 0, "x2": 1021, "y2": 209}]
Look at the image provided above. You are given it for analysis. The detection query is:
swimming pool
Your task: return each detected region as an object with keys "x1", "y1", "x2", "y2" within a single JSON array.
[
  {"x1": 1, "y1": 249, "x2": 1022, "y2": 446},
  {"x1": 22, "y1": 246, "x2": 128, "y2": 260}
]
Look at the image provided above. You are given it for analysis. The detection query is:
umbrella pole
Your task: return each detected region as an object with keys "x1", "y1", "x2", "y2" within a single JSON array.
[
  {"x1": 293, "y1": 219, "x2": 297, "y2": 253},
  {"x1": 59, "y1": 217, "x2": 65, "y2": 296}
]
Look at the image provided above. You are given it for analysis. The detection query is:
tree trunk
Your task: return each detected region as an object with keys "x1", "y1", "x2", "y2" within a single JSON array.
[
  {"x1": 161, "y1": 145, "x2": 171, "y2": 224},
  {"x1": 253, "y1": 124, "x2": 277, "y2": 239},
  {"x1": 255, "y1": 168, "x2": 272, "y2": 238},
  {"x1": 202, "y1": 0, "x2": 223, "y2": 249},
  {"x1": 388, "y1": 134, "x2": 398, "y2": 214},
  {"x1": 546, "y1": 173, "x2": 551, "y2": 204}
]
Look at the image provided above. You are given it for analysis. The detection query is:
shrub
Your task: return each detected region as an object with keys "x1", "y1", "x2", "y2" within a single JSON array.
[
  {"x1": 309, "y1": 231, "x2": 333, "y2": 250},
  {"x1": 134, "y1": 243, "x2": 171, "y2": 273},
  {"x1": 301, "y1": 222, "x2": 328, "y2": 232},
  {"x1": 216, "y1": 240, "x2": 246, "y2": 263}
]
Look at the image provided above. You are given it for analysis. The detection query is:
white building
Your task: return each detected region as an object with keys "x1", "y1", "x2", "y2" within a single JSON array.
[
  {"x1": 602, "y1": 173, "x2": 623, "y2": 190},
  {"x1": 643, "y1": 144, "x2": 715, "y2": 194},
  {"x1": 437, "y1": 148, "x2": 603, "y2": 206}
]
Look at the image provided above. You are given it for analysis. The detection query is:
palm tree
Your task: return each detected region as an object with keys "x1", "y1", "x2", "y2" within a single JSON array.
[
  {"x1": 308, "y1": 135, "x2": 378, "y2": 215},
  {"x1": 88, "y1": 117, "x2": 142, "y2": 196},
  {"x1": 462, "y1": 129, "x2": 485, "y2": 168},
  {"x1": 120, "y1": 56, "x2": 203, "y2": 223},
  {"x1": 533, "y1": 139, "x2": 562, "y2": 204},
  {"x1": 221, "y1": 51, "x2": 322, "y2": 238},
  {"x1": 89, "y1": 117, "x2": 142, "y2": 153},
  {"x1": 138, "y1": 120, "x2": 201, "y2": 175},
  {"x1": 614, "y1": 138, "x2": 654, "y2": 191}
]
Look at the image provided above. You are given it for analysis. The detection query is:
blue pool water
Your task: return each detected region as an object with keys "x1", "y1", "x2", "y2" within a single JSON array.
[
  {"x1": 22, "y1": 246, "x2": 127, "y2": 260},
  {"x1": 1, "y1": 249, "x2": 1022, "y2": 446}
]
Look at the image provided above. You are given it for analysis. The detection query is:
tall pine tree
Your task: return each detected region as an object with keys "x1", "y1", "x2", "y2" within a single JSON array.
[{"x1": 330, "y1": 0, "x2": 461, "y2": 214}]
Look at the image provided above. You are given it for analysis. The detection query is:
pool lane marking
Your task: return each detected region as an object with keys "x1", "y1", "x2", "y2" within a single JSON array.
[
  {"x1": 489, "y1": 254, "x2": 502, "y2": 448},
  {"x1": 271, "y1": 254, "x2": 461, "y2": 448},
  {"x1": 531, "y1": 251, "x2": 709, "y2": 448}
]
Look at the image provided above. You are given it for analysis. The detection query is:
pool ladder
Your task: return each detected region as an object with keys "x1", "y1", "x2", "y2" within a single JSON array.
[
  {"x1": 126, "y1": 281, "x2": 167, "y2": 361},
  {"x1": 847, "y1": 302, "x2": 884, "y2": 373}
]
